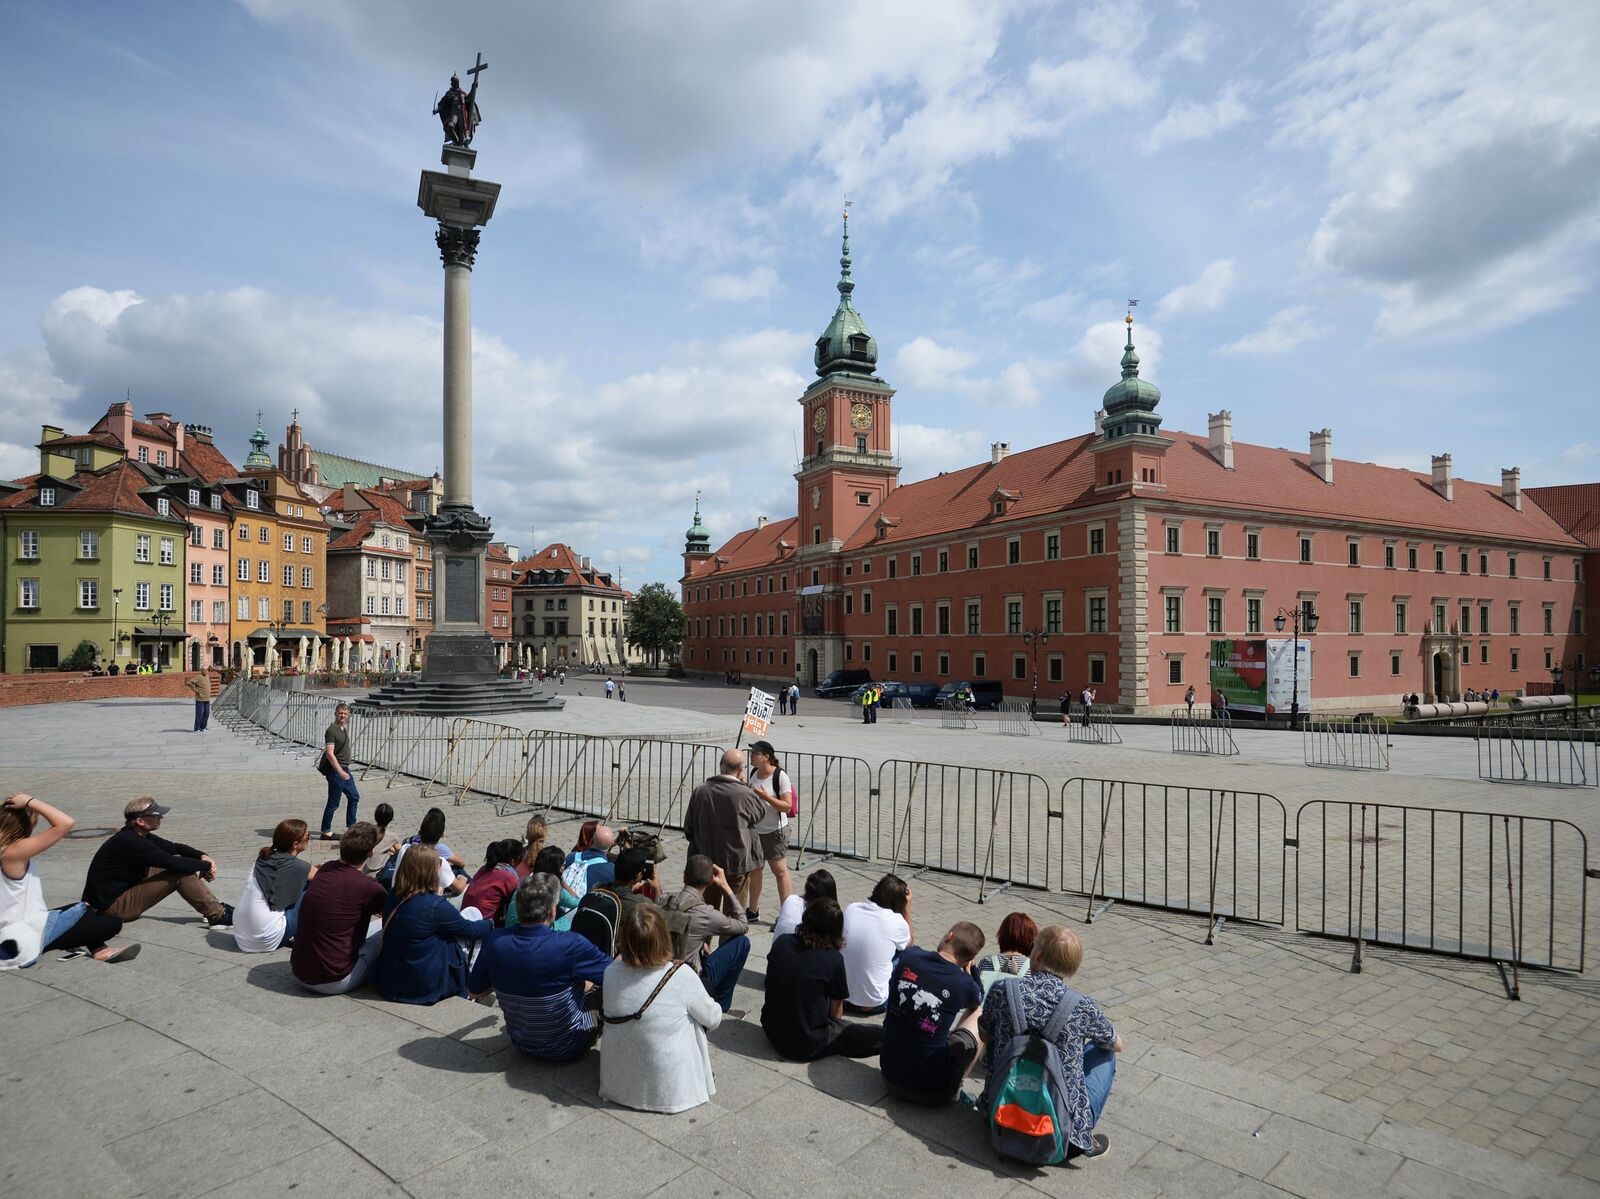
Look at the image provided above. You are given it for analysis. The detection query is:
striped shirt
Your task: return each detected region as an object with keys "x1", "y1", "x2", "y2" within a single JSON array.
[{"x1": 467, "y1": 923, "x2": 611, "y2": 1061}]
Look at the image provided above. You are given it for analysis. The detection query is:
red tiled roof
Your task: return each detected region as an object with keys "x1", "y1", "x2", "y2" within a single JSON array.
[
  {"x1": 180, "y1": 440, "x2": 241, "y2": 484},
  {"x1": 130, "y1": 420, "x2": 175, "y2": 443},
  {"x1": 325, "y1": 488, "x2": 419, "y2": 552},
  {"x1": 487, "y1": 543, "x2": 511, "y2": 562},
  {"x1": 512, "y1": 542, "x2": 622, "y2": 590},
  {"x1": 0, "y1": 461, "x2": 177, "y2": 521},
  {"x1": 1527, "y1": 484, "x2": 1600, "y2": 549},
  {"x1": 39, "y1": 433, "x2": 122, "y2": 451},
  {"x1": 688, "y1": 516, "x2": 801, "y2": 576}
]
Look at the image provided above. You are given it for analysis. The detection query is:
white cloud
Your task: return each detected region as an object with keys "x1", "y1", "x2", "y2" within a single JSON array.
[
  {"x1": 1141, "y1": 83, "x2": 1249, "y2": 153},
  {"x1": 1559, "y1": 442, "x2": 1597, "y2": 467},
  {"x1": 1063, "y1": 320, "x2": 1162, "y2": 389},
  {"x1": 702, "y1": 266, "x2": 779, "y2": 303},
  {"x1": 1277, "y1": 0, "x2": 1600, "y2": 334},
  {"x1": 895, "y1": 336, "x2": 978, "y2": 389},
  {"x1": 895, "y1": 422, "x2": 988, "y2": 479},
  {"x1": 1215, "y1": 305, "x2": 1326, "y2": 356},
  {"x1": 1154, "y1": 259, "x2": 1237, "y2": 318}
]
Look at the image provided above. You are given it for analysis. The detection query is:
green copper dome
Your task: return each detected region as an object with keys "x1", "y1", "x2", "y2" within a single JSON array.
[
  {"x1": 684, "y1": 493, "x2": 711, "y2": 555},
  {"x1": 243, "y1": 412, "x2": 273, "y2": 468},
  {"x1": 814, "y1": 211, "x2": 879, "y2": 377},
  {"x1": 1100, "y1": 316, "x2": 1162, "y2": 439}
]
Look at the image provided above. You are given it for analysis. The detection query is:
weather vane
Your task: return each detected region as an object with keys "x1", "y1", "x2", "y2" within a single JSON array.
[
  {"x1": 1127, "y1": 297, "x2": 1138, "y2": 324},
  {"x1": 434, "y1": 52, "x2": 487, "y2": 146}
]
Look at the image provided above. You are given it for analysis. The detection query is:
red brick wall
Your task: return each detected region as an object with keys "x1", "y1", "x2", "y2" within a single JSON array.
[{"x1": 0, "y1": 670, "x2": 213, "y2": 709}]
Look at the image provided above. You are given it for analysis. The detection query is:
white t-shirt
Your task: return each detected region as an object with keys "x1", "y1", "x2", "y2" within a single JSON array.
[
  {"x1": 0, "y1": 862, "x2": 49, "y2": 969},
  {"x1": 841, "y1": 900, "x2": 910, "y2": 1008},
  {"x1": 750, "y1": 768, "x2": 790, "y2": 836},
  {"x1": 393, "y1": 842, "x2": 453, "y2": 893},
  {"x1": 773, "y1": 894, "x2": 805, "y2": 938},
  {"x1": 232, "y1": 871, "x2": 287, "y2": 954}
]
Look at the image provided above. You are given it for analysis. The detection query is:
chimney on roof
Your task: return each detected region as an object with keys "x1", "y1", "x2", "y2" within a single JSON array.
[
  {"x1": 1309, "y1": 428, "x2": 1333, "y2": 484},
  {"x1": 990, "y1": 442, "x2": 1010, "y2": 465},
  {"x1": 1431, "y1": 453, "x2": 1454, "y2": 501},
  {"x1": 1207, "y1": 410, "x2": 1234, "y2": 469},
  {"x1": 756, "y1": 515, "x2": 768, "y2": 530},
  {"x1": 146, "y1": 413, "x2": 185, "y2": 455},
  {"x1": 1093, "y1": 408, "x2": 1106, "y2": 437},
  {"x1": 581, "y1": 555, "x2": 591, "y2": 570},
  {"x1": 107, "y1": 402, "x2": 133, "y2": 447},
  {"x1": 1501, "y1": 467, "x2": 1522, "y2": 511},
  {"x1": 183, "y1": 423, "x2": 214, "y2": 445}
]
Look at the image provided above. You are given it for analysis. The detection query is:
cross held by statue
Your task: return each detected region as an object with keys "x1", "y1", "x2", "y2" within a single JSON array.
[{"x1": 468, "y1": 52, "x2": 487, "y2": 82}]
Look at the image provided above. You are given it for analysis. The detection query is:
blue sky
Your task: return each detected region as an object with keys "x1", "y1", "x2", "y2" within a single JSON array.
[{"x1": 2, "y1": 1, "x2": 1597, "y2": 591}]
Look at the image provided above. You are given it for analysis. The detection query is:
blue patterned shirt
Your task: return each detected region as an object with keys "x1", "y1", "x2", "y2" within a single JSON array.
[
  {"x1": 468, "y1": 923, "x2": 611, "y2": 1061},
  {"x1": 978, "y1": 971, "x2": 1117, "y2": 1151}
]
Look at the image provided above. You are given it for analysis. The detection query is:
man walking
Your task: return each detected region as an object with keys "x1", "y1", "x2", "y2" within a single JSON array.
[
  {"x1": 777, "y1": 687, "x2": 788, "y2": 718},
  {"x1": 189, "y1": 670, "x2": 213, "y2": 732},
  {"x1": 605, "y1": 677, "x2": 616, "y2": 700},
  {"x1": 319, "y1": 702, "x2": 360, "y2": 841},
  {"x1": 683, "y1": 749, "x2": 768, "y2": 920},
  {"x1": 789, "y1": 682, "x2": 799, "y2": 716},
  {"x1": 82, "y1": 797, "x2": 232, "y2": 928}
]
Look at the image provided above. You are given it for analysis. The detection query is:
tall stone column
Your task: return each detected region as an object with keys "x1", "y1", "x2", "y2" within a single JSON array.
[{"x1": 417, "y1": 144, "x2": 502, "y2": 680}]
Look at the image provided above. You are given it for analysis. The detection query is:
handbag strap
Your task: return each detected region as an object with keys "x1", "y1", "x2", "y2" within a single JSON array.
[{"x1": 602, "y1": 960, "x2": 687, "y2": 1025}]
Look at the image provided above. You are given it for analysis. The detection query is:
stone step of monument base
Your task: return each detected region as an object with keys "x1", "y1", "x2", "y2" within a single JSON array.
[{"x1": 355, "y1": 676, "x2": 566, "y2": 714}]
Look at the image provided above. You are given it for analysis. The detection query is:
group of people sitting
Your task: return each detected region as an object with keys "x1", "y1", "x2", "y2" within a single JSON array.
[{"x1": 1, "y1": 772, "x2": 1120, "y2": 1166}]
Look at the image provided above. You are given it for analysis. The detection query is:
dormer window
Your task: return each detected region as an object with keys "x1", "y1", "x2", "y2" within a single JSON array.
[
  {"x1": 39, "y1": 487, "x2": 55, "y2": 507},
  {"x1": 246, "y1": 490, "x2": 259, "y2": 509},
  {"x1": 137, "y1": 446, "x2": 148, "y2": 462},
  {"x1": 849, "y1": 334, "x2": 869, "y2": 355},
  {"x1": 188, "y1": 488, "x2": 200, "y2": 505},
  {"x1": 210, "y1": 494, "x2": 221, "y2": 510},
  {"x1": 156, "y1": 497, "x2": 170, "y2": 516}
]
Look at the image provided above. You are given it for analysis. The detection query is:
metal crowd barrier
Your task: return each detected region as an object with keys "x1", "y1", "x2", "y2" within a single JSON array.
[
  {"x1": 876, "y1": 759, "x2": 1052, "y2": 899},
  {"x1": 1170, "y1": 709, "x2": 1239, "y2": 756},
  {"x1": 607, "y1": 737, "x2": 717, "y2": 830},
  {"x1": 1066, "y1": 704, "x2": 1123, "y2": 744},
  {"x1": 1476, "y1": 724, "x2": 1598, "y2": 787},
  {"x1": 774, "y1": 749, "x2": 874, "y2": 867},
  {"x1": 422, "y1": 718, "x2": 532, "y2": 807},
  {"x1": 996, "y1": 698, "x2": 1042, "y2": 737},
  {"x1": 1294, "y1": 801, "x2": 1591, "y2": 978},
  {"x1": 939, "y1": 698, "x2": 978, "y2": 730},
  {"x1": 1059, "y1": 778, "x2": 1287, "y2": 940},
  {"x1": 888, "y1": 697, "x2": 921, "y2": 723},
  {"x1": 1304, "y1": 716, "x2": 1390, "y2": 771}
]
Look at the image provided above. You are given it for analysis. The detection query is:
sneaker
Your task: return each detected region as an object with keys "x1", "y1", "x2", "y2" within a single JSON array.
[
  {"x1": 99, "y1": 943, "x2": 141, "y2": 964},
  {"x1": 204, "y1": 905, "x2": 235, "y2": 930},
  {"x1": 319, "y1": 831, "x2": 340, "y2": 841},
  {"x1": 744, "y1": 908, "x2": 760, "y2": 922},
  {"x1": 1083, "y1": 1134, "x2": 1110, "y2": 1160}
]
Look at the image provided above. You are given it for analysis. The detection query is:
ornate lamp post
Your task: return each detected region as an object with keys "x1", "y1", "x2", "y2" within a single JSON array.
[
  {"x1": 1273, "y1": 605, "x2": 1320, "y2": 726},
  {"x1": 266, "y1": 617, "x2": 291, "y2": 677},
  {"x1": 149, "y1": 609, "x2": 176, "y2": 672},
  {"x1": 1021, "y1": 626, "x2": 1050, "y2": 719},
  {"x1": 112, "y1": 588, "x2": 122, "y2": 662}
]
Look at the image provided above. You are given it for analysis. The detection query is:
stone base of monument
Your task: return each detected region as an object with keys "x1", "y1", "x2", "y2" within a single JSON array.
[{"x1": 358, "y1": 632, "x2": 564, "y2": 714}]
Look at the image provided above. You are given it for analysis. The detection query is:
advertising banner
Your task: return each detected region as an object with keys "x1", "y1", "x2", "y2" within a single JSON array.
[
  {"x1": 1265, "y1": 638, "x2": 1312, "y2": 714},
  {"x1": 1208, "y1": 639, "x2": 1268, "y2": 712}
]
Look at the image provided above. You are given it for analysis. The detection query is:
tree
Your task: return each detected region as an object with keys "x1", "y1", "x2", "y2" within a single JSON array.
[
  {"x1": 62, "y1": 639, "x2": 100, "y2": 671},
  {"x1": 626, "y1": 582, "x2": 686, "y2": 667}
]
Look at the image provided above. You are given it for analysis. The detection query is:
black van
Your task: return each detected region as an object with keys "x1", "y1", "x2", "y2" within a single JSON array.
[
  {"x1": 815, "y1": 668, "x2": 873, "y2": 698},
  {"x1": 936, "y1": 680, "x2": 1007, "y2": 710}
]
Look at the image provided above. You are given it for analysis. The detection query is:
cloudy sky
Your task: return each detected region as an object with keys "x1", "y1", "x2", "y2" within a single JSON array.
[{"x1": 3, "y1": 1, "x2": 1597, "y2": 590}]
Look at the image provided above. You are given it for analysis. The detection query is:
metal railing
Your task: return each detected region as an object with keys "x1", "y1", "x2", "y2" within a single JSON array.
[
  {"x1": 1295, "y1": 801, "x2": 1591, "y2": 974},
  {"x1": 888, "y1": 697, "x2": 921, "y2": 723},
  {"x1": 939, "y1": 698, "x2": 978, "y2": 730},
  {"x1": 780, "y1": 749, "x2": 875, "y2": 867},
  {"x1": 1170, "y1": 709, "x2": 1239, "y2": 756},
  {"x1": 1066, "y1": 703, "x2": 1123, "y2": 744},
  {"x1": 1476, "y1": 724, "x2": 1598, "y2": 787},
  {"x1": 1304, "y1": 716, "x2": 1390, "y2": 771},
  {"x1": 1059, "y1": 778, "x2": 1287, "y2": 940},
  {"x1": 996, "y1": 698, "x2": 1042, "y2": 737},
  {"x1": 876, "y1": 759, "x2": 1052, "y2": 899}
]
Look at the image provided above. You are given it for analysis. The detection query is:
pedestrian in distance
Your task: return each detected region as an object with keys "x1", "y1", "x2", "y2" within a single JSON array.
[
  {"x1": 605, "y1": 677, "x2": 616, "y2": 700},
  {"x1": 1184, "y1": 684, "x2": 1195, "y2": 716},
  {"x1": 318, "y1": 702, "x2": 360, "y2": 840},
  {"x1": 619, "y1": 680, "x2": 626, "y2": 702},
  {"x1": 776, "y1": 687, "x2": 788, "y2": 717},
  {"x1": 789, "y1": 682, "x2": 800, "y2": 716},
  {"x1": 189, "y1": 670, "x2": 213, "y2": 732},
  {"x1": 1059, "y1": 693, "x2": 1072, "y2": 727}
]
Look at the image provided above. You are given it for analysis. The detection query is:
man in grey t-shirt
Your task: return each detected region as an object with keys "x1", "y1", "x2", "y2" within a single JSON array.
[{"x1": 318, "y1": 703, "x2": 361, "y2": 840}]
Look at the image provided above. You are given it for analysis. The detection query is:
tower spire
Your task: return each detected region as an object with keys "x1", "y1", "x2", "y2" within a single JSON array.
[
  {"x1": 1121, "y1": 301, "x2": 1141, "y2": 378},
  {"x1": 813, "y1": 200, "x2": 878, "y2": 378},
  {"x1": 244, "y1": 410, "x2": 273, "y2": 468},
  {"x1": 684, "y1": 489, "x2": 711, "y2": 556},
  {"x1": 837, "y1": 199, "x2": 854, "y2": 309}
]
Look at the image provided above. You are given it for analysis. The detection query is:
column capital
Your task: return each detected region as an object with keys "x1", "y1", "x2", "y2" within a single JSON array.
[{"x1": 436, "y1": 224, "x2": 481, "y2": 270}]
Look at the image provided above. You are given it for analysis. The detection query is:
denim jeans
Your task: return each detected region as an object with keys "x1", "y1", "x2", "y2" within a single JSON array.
[
  {"x1": 700, "y1": 933, "x2": 751, "y2": 1011},
  {"x1": 40, "y1": 902, "x2": 89, "y2": 952},
  {"x1": 321, "y1": 770, "x2": 361, "y2": 834},
  {"x1": 1083, "y1": 1043, "x2": 1116, "y2": 1126},
  {"x1": 282, "y1": 900, "x2": 301, "y2": 945},
  {"x1": 193, "y1": 701, "x2": 210, "y2": 731}
]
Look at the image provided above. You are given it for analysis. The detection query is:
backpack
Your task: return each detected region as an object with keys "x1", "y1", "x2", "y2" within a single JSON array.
[
  {"x1": 561, "y1": 851, "x2": 605, "y2": 901},
  {"x1": 985, "y1": 977, "x2": 1083, "y2": 1165},
  {"x1": 571, "y1": 887, "x2": 621, "y2": 956}
]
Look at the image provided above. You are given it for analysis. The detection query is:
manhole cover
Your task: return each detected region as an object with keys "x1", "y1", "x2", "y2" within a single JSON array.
[{"x1": 67, "y1": 827, "x2": 118, "y2": 839}]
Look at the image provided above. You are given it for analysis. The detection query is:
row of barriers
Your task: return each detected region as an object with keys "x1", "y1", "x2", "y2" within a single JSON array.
[
  {"x1": 1170, "y1": 709, "x2": 1239, "y2": 756},
  {"x1": 1304, "y1": 716, "x2": 1391, "y2": 771},
  {"x1": 219, "y1": 681, "x2": 1594, "y2": 980},
  {"x1": 1476, "y1": 723, "x2": 1598, "y2": 788}
]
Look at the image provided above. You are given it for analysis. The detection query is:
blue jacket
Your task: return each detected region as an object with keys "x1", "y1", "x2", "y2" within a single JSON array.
[{"x1": 373, "y1": 893, "x2": 491, "y2": 1005}]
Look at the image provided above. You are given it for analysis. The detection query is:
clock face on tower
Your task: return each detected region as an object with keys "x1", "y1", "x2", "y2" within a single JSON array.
[
  {"x1": 850, "y1": 402, "x2": 873, "y2": 430},
  {"x1": 811, "y1": 406, "x2": 827, "y2": 433}
]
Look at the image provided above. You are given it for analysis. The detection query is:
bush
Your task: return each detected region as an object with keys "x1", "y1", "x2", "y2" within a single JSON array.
[{"x1": 62, "y1": 640, "x2": 100, "y2": 671}]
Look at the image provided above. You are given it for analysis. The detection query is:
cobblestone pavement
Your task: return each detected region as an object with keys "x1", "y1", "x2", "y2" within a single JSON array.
[{"x1": 2, "y1": 696, "x2": 1598, "y2": 1198}]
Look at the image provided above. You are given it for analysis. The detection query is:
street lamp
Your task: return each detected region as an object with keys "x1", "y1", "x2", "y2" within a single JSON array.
[
  {"x1": 112, "y1": 588, "x2": 122, "y2": 661},
  {"x1": 1273, "y1": 604, "x2": 1320, "y2": 726},
  {"x1": 266, "y1": 617, "x2": 291, "y2": 676},
  {"x1": 149, "y1": 609, "x2": 176, "y2": 672},
  {"x1": 1021, "y1": 626, "x2": 1051, "y2": 719}
]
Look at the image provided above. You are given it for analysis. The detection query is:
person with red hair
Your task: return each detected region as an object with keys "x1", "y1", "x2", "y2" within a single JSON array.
[{"x1": 972, "y1": 911, "x2": 1038, "y2": 997}]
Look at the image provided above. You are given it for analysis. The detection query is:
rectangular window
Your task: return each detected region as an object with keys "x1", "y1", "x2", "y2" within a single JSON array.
[
  {"x1": 1089, "y1": 656, "x2": 1106, "y2": 685},
  {"x1": 1045, "y1": 597, "x2": 1062, "y2": 634},
  {"x1": 886, "y1": 608, "x2": 898, "y2": 635},
  {"x1": 78, "y1": 579, "x2": 98, "y2": 609},
  {"x1": 1349, "y1": 653, "x2": 1361, "y2": 678},
  {"x1": 1047, "y1": 655, "x2": 1062, "y2": 683},
  {"x1": 1460, "y1": 551, "x2": 1469, "y2": 574},
  {"x1": 365, "y1": 595, "x2": 376, "y2": 615},
  {"x1": 972, "y1": 653, "x2": 986, "y2": 678},
  {"x1": 135, "y1": 581, "x2": 150, "y2": 609},
  {"x1": 1479, "y1": 552, "x2": 1489, "y2": 576},
  {"x1": 190, "y1": 526, "x2": 202, "y2": 547},
  {"x1": 1347, "y1": 540, "x2": 1359, "y2": 566},
  {"x1": 1395, "y1": 601, "x2": 1407, "y2": 634},
  {"x1": 781, "y1": 612, "x2": 790, "y2": 635},
  {"x1": 966, "y1": 601, "x2": 981, "y2": 635},
  {"x1": 19, "y1": 578, "x2": 39, "y2": 608},
  {"x1": 887, "y1": 652, "x2": 897, "y2": 673},
  {"x1": 237, "y1": 595, "x2": 248, "y2": 621},
  {"x1": 1006, "y1": 599, "x2": 1022, "y2": 634},
  {"x1": 1349, "y1": 600, "x2": 1363, "y2": 634},
  {"x1": 1247, "y1": 597, "x2": 1262, "y2": 634},
  {"x1": 380, "y1": 560, "x2": 391, "y2": 581},
  {"x1": 1434, "y1": 602, "x2": 1447, "y2": 630},
  {"x1": 1384, "y1": 544, "x2": 1395, "y2": 569},
  {"x1": 1543, "y1": 606, "x2": 1554, "y2": 635},
  {"x1": 258, "y1": 561, "x2": 270, "y2": 583},
  {"x1": 159, "y1": 583, "x2": 173, "y2": 611},
  {"x1": 1166, "y1": 526, "x2": 1180, "y2": 554},
  {"x1": 967, "y1": 546, "x2": 978, "y2": 570},
  {"x1": 79, "y1": 530, "x2": 98, "y2": 559},
  {"x1": 159, "y1": 537, "x2": 174, "y2": 565},
  {"x1": 1509, "y1": 606, "x2": 1520, "y2": 635},
  {"x1": 189, "y1": 562, "x2": 202, "y2": 585},
  {"x1": 1480, "y1": 642, "x2": 1490, "y2": 663},
  {"x1": 1046, "y1": 533, "x2": 1061, "y2": 560},
  {"x1": 862, "y1": 591, "x2": 872, "y2": 615},
  {"x1": 283, "y1": 532, "x2": 294, "y2": 552},
  {"x1": 1168, "y1": 657, "x2": 1183, "y2": 685},
  {"x1": 302, "y1": 567, "x2": 312, "y2": 588},
  {"x1": 282, "y1": 599, "x2": 293, "y2": 623},
  {"x1": 246, "y1": 491, "x2": 258, "y2": 510},
  {"x1": 910, "y1": 554, "x2": 921, "y2": 576},
  {"x1": 1207, "y1": 529, "x2": 1220, "y2": 557},
  {"x1": 910, "y1": 606, "x2": 923, "y2": 636},
  {"x1": 188, "y1": 488, "x2": 200, "y2": 506},
  {"x1": 381, "y1": 596, "x2": 391, "y2": 616},
  {"x1": 366, "y1": 560, "x2": 377, "y2": 579},
  {"x1": 1407, "y1": 545, "x2": 1418, "y2": 570},
  {"x1": 135, "y1": 534, "x2": 151, "y2": 563},
  {"x1": 1006, "y1": 538, "x2": 1020, "y2": 565},
  {"x1": 1462, "y1": 603, "x2": 1472, "y2": 634},
  {"x1": 156, "y1": 450, "x2": 166, "y2": 466},
  {"x1": 19, "y1": 530, "x2": 40, "y2": 559},
  {"x1": 938, "y1": 652, "x2": 950, "y2": 676},
  {"x1": 210, "y1": 494, "x2": 221, "y2": 511},
  {"x1": 1013, "y1": 654, "x2": 1027, "y2": 680},
  {"x1": 236, "y1": 558, "x2": 248, "y2": 582},
  {"x1": 1543, "y1": 557, "x2": 1552, "y2": 580},
  {"x1": 844, "y1": 594, "x2": 854, "y2": 616},
  {"x1": 212, "y1": 600, "x2": 225, "y2": 623},
  {"x1": 1089, "y1": 526, "x2": 1105, "y2": 556},
  {"x1": 1435, "y1": 548, "x2": 1445, "y2": 572},
  {"x1": 1479, "y1": 604, "x2": 1490, "y2": 636},
  {"x1": 1087, "y1": 596, "x2": 1107, "y2": 634},
  {"x1": 213, "y1": 528, "x2": 225, "y2": 549},
  {"x1": 1300, "y1": 535, "x2": 1312, "y2": 564},
  {"x1": 1245, "y1": 531, "x2": 1259, "y2": 560},
  {"x1": 887, "y1": 557, "x2": 897, "y2": 578},
  {"x1": 189, "y1": 599, "x2": 202, "y2": 623},
  {"x1": 1511, "y1": 649, "x2": 1519, "y2": 672},
  {"x1": 1390, "y1": 651, "x2": 1402, "y2": 676},
  {"x1": 212, "y1": 564, "x2": 225, "y2": 586},
  {"x1": 282, "y1": 564, "x2": 294, "y2": 587},
  {"x1": 394, "y1": 596, "x2": 404, "y2": 617},
  {"x1": 1164, "y1": 594, "x2": 1182, "y2": 633},
  {"x1": 938, "y1": 550, "x2": 949, "y2": 573},
  {"x1": 937, "y1": 604, "x2": 951, "y2": 636},
  {"x1": 1207, "y1": 596, "x2": 1223, "y2": 633},
  {"x1": 1508, "y1": 554, "x2": 1517, "y2": 578}
]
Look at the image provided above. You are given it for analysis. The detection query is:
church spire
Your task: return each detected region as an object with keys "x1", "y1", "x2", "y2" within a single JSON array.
[
  {"x1": 813, "y1": 202, "x2": 879, "y2": 378},
  {"x1": 684, "y1": 490, "x2": 711, "y2": 556},
  {"x1": 1099, "y1": 304, "x2": 1162, "y2": 440},
  {"x1": 243, "y1": 410, "x2": 273, "y2": 468}
]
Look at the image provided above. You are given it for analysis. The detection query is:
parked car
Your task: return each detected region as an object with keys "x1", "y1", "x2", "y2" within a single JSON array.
[
  {"x1": 877, "y1": 681, "x2": 941, "y2": 708},
  {"x1": 936, "y1": 680, "x2": 1006, "y2": 710},
  {"x1": 815, "y1": 668, "x2": 873, "y2": 698}
]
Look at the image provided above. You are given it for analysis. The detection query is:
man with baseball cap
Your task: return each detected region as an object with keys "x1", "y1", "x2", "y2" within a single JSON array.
[{"x1": 82, "y1": 797, "x2": 232, "y2": 928}]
